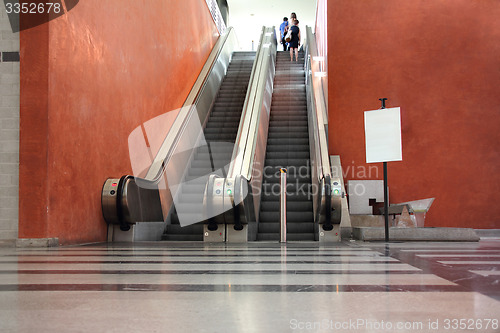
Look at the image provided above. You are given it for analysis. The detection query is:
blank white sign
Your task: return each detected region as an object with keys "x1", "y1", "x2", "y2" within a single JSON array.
[{"x1": 364, "y1": 107, "x2": 402, "y2": 163}]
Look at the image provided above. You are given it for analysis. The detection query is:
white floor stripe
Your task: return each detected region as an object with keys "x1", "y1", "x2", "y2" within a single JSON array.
[
  {"x1": 0, "y1": 273, "x2": 454, "y2": 285},
  {"x1": 0, "y1": 262, "x2": 421, "y2": 271},
  {"x1": 8, "y1": 250, "x2": 382, "y2": 256},
  {"x1": 417, "y1": 254, "x2": 500, "y2": 258},
  {"x1": 469, "y1": 270, "x2": 500, "y2": 277},
  {"x1": 11, "y1": 247, "x2": 374, "y2": 251},
  {"x1": 0, "y1": 255, "x2": 398, "y2": 262},
  {"x1": 402, "y1": 249, "x2": 500, "y2": 253},
  {"x1": 438, "y1": 261, "x2": 500, "y2": 265}
]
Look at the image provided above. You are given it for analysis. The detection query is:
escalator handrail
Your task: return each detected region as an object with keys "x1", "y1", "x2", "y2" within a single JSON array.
[
  {"x1": 228, "y1": 26, "x2": 265, "y2": 178},
  {"x1": 228, "y1": 26, "x2": 277, "y2": 179},
  {"x1": 304, "y1": 25, "x2": 331, "y2": 181},
  {"x1": 144, "y1": 27, "x2": 237, "y2": 182}
]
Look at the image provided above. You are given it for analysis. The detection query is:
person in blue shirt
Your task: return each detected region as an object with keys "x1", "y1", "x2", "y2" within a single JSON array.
[{"x1": 279, "y1": 17, "x2": 289, "y2": 51}]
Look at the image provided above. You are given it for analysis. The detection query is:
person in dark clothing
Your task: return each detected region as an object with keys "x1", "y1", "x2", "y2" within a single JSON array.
[
  {"x1": 279, "y1": 17, "x2": 289, "y2": 51},
  {"x1": 289, "y1": 19, "x2": 300, "y2": 61}
]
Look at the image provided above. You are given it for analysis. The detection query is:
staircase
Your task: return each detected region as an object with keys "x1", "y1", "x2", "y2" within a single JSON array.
[
  {"x1": 257, "y1": 51, "x2": 315, "y2": 241},
  {"x1": 162, "y1": 52, "x2": 255, "y2": 241}
]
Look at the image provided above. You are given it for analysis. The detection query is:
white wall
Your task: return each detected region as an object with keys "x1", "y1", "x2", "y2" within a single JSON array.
[
  {"x1": 0, "y1": 9, "x2": 19, "y2": 242},
  {"x1": 226, "y1": 0, "x2": 317, "y2": 51}
]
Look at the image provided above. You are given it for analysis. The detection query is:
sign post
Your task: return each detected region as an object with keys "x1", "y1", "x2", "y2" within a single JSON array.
[
  {"x1": 380, "y1": 99, "x2": 390, "y2": 242},
  {"x1": 364, "y1": 99, "x2": 402, "y2": 242}
]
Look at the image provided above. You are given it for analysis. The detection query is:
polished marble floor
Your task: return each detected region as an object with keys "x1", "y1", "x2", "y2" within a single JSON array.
[{"x1": 0, "y1": 240, "x2": 499, "y2": 332}]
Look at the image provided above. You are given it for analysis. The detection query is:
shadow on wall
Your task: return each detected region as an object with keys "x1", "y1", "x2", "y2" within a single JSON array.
[{"x1": 5, "y1": 0, "x2": 80, "y2": 32}]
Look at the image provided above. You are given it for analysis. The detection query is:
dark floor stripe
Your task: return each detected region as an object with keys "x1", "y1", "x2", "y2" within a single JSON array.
[
  {"x1": 1, "y1": 253, "x2": 378, "y2": 258},
  {"x1": 12, "y1": 248, "x2": 367, "y2": 253},
  {"x1": 0, "y1": 283, "x2": 468, "y2": 292},
  {"x1": 0, "y1": 269, "x2": 420, "y2": 275},
  {"x1": 419, "y1": 257, "x2": 500, "y2": 260},
  {"x1": 431, "y1": 264, "x2": 500, "y2": 270},
  {"x1": 377, "y1": 246, "x2": 500, "y2": 302},
  {"x1": 0, "y1": 260, "x2": 399, "y2": 264}
]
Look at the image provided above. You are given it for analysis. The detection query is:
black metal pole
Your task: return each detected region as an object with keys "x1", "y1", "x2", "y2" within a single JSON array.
[
  {"x1": 379, "y1": 98, "x2": 389, "y2": 242},
  {"x1": 379, "y1": 98, "x2": 387, "y2": 109},
  {"x1": 383, "y1": 161, "x2": 389, "y2": 242}
]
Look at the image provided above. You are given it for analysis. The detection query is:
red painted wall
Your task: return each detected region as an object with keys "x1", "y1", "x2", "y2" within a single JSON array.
[
  {"x1": 327, "y1": 0, "x2": 500, "y2": 228},
  {"x1": 315, "y1": 0, "x2": 328, "y2": 99},
  {"x1": 19, "y1": 0, "x2": 219, "y2": 244}
]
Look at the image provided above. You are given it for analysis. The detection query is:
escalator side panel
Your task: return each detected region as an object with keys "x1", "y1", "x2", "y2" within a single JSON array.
[
  {"x1": 257, "y1": 51, "x2": 315, "y2": 241},
  {"x1": 163, "y1": 52, "x2": 256, "y2": 241}
]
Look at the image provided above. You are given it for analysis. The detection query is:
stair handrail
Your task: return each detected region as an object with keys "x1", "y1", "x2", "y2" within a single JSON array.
[
  {"x1": 229, "y1": 25, "x2": 265, "y2": 173},
  {"x1": 228, "y1": 26, "x2": 277, "y2": 180},
  {"x1": 145, "y1": 27, "x2": 238, "y2": 182},
  {"x1": 304, "y1": 26, "x2": 342, "y2": 227},
  {"x1": 304, "y1": 26, "x2": 331, "y2": 182},
  {"x1": 101, "y1": 27, "x2": 239, "y2": 229},
  {"x1": 200, "y1": 27, "x2": 277, "y2": 238}
]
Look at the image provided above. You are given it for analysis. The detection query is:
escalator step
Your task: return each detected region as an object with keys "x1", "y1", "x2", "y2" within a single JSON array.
[
  {"x1": 266, "y1": 145, "x2": 309, "y2": 152},
  {"x1": 260, "y1": 192, "x2": 311, "y2": 202},
  {"x1": 261, "y1": 182, "x2": 313, "y2": 194},
  {"x1": 264, "y1": 151, "x2": 309, "y2": 159},
  {"x1": 257, "y1": 51, "x2": 315, "y2": 242},
  {"x1": 195, "y1": 152, "x2": 233, "y2": 160},
  {"x1": 268, "y1": 126, "x2": 308, "y2": 133},
  {"x1": 257, "y1": 233, "x2": 280, "y2": 241},
  {"x1": 287, "y1": 233, "x2": 315, "y2": 241},
  {"x1": 260, "y1": 211, "x2": 313, "y2": 223},
  {"x1": 190, "y1": 159, "x2": 231, "y2": 169},
  {"x1": 268, "y1": 132, "x2": 308, "y2": 139},
  {"x1": 263, "y1": 175, "x2": 312, "y2": 184},
  {"x1": 196, "y1": 145, "x2": 234, "y2": 154},
  {"x1": 270, "y1": 115, "x2": 307, "y2": 121},
  {"x1": 260, "y1": 201, "x2": 313, "y2": 212},
  {"x1": 208, "y1": 116, "x2": 242, "y2": 122},
  {"x1": 204, "y1": 134, "x2": 237, "y2": 141},
  {"x1": 188, "y1": 167, "x2": 227, "y2": 178},
  {"x1": 267, "y1": 138, "x2": 309, "y2": 145},
  {"x1": 269, "y1": 120, "x2": 308, "y2": 126},
  {"x1": 164, "y1": 52, "x2": 256, "y2": 241},
  {"x1": 204, "y1": 127, "x2": 239, "y2": 134},
  {"x1": 258, "y1": 222, "x2": 314, "y2": 234},
  {"x1": 264, "y1": 158, "x2": 309, "y2": 167}
]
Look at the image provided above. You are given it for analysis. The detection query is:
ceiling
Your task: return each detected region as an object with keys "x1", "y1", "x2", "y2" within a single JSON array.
[{"x1": 226, "y1": 0, "x2": 318, "y2": 51}]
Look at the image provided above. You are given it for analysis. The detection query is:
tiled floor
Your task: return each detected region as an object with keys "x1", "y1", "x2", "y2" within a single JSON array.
[{"x1": 0, "y1": 240, "x2": 499, "y2": 332}]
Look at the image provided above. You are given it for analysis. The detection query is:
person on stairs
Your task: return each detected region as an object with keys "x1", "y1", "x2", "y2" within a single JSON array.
[
  {"x1": 289, "y1": 19, "x2": 301, "y2": 62},
  {"x1": 279, "y1": 17, "x2": 289, "y2": 51}
]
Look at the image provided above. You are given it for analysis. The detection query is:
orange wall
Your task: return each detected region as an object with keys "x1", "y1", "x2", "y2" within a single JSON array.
[
  {"x1": 315, "y1": 0, "x2": 327, "y2": 68},
  {"x1": 19, "y1": 0, "x2": 219, "y2": 244},
  {"x1": 315, "y1": 0, "x2": 328, "y2": 99},
  {"x1": 328, "y1": 0, "x2": 500, "y2": 228}
]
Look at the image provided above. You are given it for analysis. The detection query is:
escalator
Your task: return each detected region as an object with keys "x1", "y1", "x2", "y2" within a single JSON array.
[
  {"x1": 258, "y1": 51, "x2": 315, "y2": 241},
  {"x1": 101, "y1": 28, "x2": 259, "y2": 240},
  {"x1": 163, "y1": 52, "x2": 255, "y2": 241},
  {"x1": 205, "y1": 26, "x2": 343, "y2": 243},
  {"x1": 102, "y1": 26, "x2": 342, "y2": 242}
]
